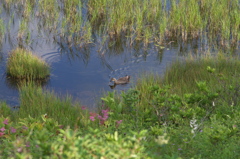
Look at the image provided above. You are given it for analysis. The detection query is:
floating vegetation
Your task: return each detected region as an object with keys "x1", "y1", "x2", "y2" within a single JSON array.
[
  {"x1": 6, "y1": 48, "x2": 50, "y2": 79},
  {"x1": 0, "y1": 0, "x2": 239, "y2": 50}
]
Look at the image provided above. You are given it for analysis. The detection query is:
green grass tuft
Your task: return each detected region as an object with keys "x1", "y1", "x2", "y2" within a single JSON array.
[{"x1": 6, "y1": 48, "x2": 50, "y2": 79}]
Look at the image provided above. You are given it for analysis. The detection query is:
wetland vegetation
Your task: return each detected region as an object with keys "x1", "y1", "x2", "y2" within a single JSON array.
[
  {"x1": 1, "y1": 55, "x2": 240, "y2": 158},
  {"x1": 6, "y1": 48, "x2": 50, "y2": 79},
  {"x1": 0, "y1": 0, "x2": 239, "y2": 158},
  {"x1": 0, "y1": 0, "x2": 239, "y2": 51}
]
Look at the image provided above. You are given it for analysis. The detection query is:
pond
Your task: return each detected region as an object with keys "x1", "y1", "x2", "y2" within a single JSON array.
[
  {"x1": 0, "y1": 34, "x2": 181, "y2": 109},
  {"x1": 0, "y1": 0, "x2": 238, "y2": 109}
]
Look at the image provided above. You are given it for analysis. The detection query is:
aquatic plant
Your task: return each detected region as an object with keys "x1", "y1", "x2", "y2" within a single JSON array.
[
  {"x1": 88, "y1": 0, "x2": 239, "y2": 46},
  {"x1": 6, "y1": 48, "x2": 50, "y2": 79},
  {"x1": 0, "y1": 0, "x2": 238, "y2": 50}
]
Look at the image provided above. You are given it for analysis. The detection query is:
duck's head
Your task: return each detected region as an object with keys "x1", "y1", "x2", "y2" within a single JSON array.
[
  {"x1": 109, "y1": 78, "x2": 117, "y2": 86},
  {"x1": 110, "y1": 78, "x2": 117, "y2": 82},
  {"x1": 125, "y1": 75, "x2": 130, "y2": 80}
]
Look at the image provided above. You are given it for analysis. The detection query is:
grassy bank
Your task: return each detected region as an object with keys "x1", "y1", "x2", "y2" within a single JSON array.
[{"x1": 0, "y1": 55, "x2": 240, "y2": 158}]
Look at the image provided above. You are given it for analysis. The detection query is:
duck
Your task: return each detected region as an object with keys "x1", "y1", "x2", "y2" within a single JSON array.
[{"x1": 109, "y1": 75, "x2": 130, "y2": 85}]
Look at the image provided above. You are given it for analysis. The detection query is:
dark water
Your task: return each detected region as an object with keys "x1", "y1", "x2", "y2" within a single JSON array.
[{"x1": 0, "y1": 1, "x2": 238, "y2": 109}]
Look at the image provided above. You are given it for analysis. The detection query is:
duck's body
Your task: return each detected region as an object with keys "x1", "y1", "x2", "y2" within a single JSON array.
[{"x1": 110, "y1": 75, "x2": 130, "y2": 85}]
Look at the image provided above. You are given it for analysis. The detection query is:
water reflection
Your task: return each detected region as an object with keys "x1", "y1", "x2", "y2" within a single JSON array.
[{"x1": 5, "y1": 76, "x2": 49, "y2": 90}]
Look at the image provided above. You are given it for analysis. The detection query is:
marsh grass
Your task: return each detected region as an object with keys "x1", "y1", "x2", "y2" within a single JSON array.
[
  {"x1": 88, "y1": 0, "x2": 239, "y2": 46},
  {"x1": 15, "y1": 83, "x2": 88, "y2": 127},
  {"x1": 1, "y1": 0, "x2": 239, "y2": 49},
  {"x1": 163, "y1": 54, "x2": 240, "y2": 95},
  {"x1": 133, "y1": 54, "x2": 240, "y2": 118},
  {"x1": 6, "y1": 48, "x2": 50, "y2": 79},
  {"x1": 135, "y1": 54, "x2": 240, "y2": 95}
]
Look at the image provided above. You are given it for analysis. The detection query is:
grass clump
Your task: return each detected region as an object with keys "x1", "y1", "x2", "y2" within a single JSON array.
[{"x1": 6, "y1": 48, "x2": 50, "y2": 79}]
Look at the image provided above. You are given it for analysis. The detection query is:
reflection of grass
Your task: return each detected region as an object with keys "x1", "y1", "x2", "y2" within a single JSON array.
[{"x1": 6, "y1": 48, "x2": 50, "y2": 79}]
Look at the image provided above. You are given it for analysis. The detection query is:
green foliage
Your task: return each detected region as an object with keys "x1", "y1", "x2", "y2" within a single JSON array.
[
  {"x1": 0, "y1": 102, "x2": 11, "y2": 117},
  {"x1": 1, "y1": 56, "x2": 240, "y2": 158},
  {"x1": 0, "y1": 116, "x2": 154, "y2": 158},
  {"x1": 6, "y1": 48, "x2": 50, "y2": 79},
  {"x1": 101, "y1": 92, "x2": 123, "y2": 115}
]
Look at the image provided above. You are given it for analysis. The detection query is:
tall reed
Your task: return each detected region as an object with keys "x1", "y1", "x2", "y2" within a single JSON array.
[
  {"x1": 87, "y1": 0, "x2": 239, "y2": 45},
  {"x1": 1, "y1": 0, "x2": 239, "y2": 48}
]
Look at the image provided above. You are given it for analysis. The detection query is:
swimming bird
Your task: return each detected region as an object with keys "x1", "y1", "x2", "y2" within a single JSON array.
[{"x1": 109, "y1": 75, "x2": 130, "y2": 85}]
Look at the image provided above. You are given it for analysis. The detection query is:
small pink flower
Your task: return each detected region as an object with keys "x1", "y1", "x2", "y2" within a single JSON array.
[
  {"x1": 0, "y1": 132, "x2": 4, "y2": 137},
  {"x1": 3, "y1": 119, "x2": 9, "y2": 125},
  {"x1": 98, "y1": 115, "x2": 108, "y2": 121},
  {"x1": 89, "y1": 112, "x2": 97, "y2": 121},
  {"x1": 0, "y1": 127, "x2": 6, "y2": 132},
  {"x1": 81, "y1": 106, "x2": 87, "y2": 110},
  {"x1": 101, "y1": 109, "x2": 109, "y2": 120},
  {"x1": 98, "y1": 115, "x2": 103, "y2": 120},
  {"x1": 102, "y1": 109, "x2": 109, "y2": 115},
  {"x1": 90, "y1": 116, "x2": 95, "y2": 121},
  {"x1": 10, "y1": 127, "x2": 17, "y2": 133},
  {"x1": 59, "y1": 125, "x2": 64, "y2": 129},
  {"x1": 98, "y1": 110, "x2": 109, "y2": 125}
]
